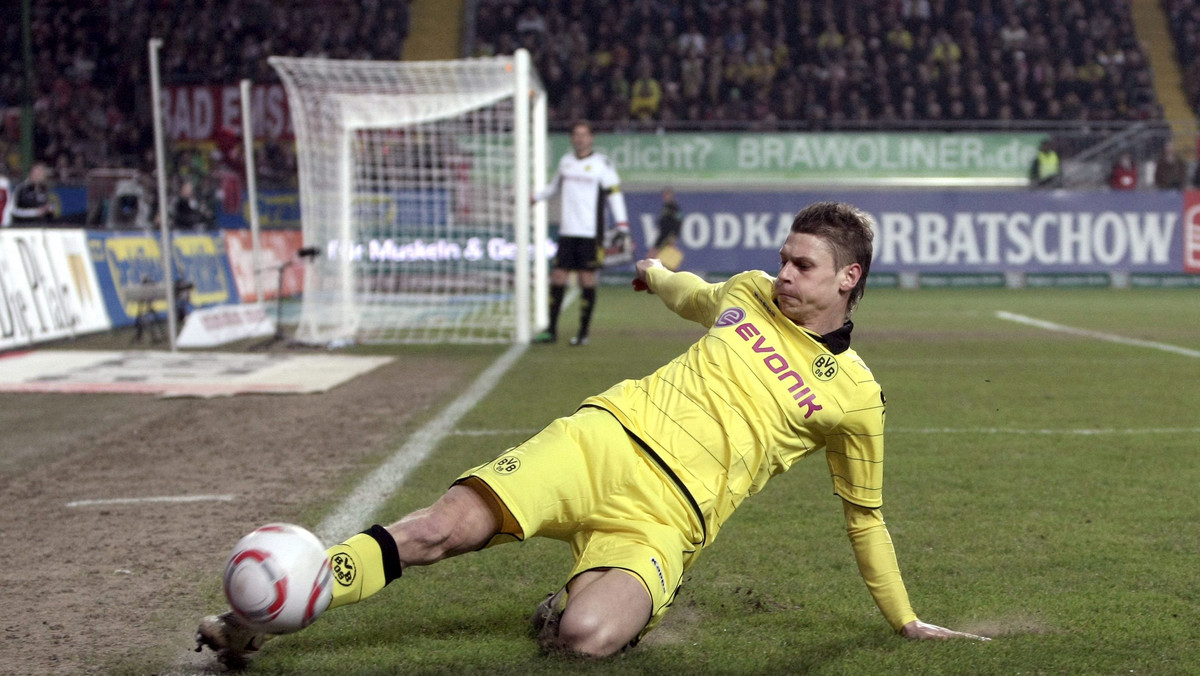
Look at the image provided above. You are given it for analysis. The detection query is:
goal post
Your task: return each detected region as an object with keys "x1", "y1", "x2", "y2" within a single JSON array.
[{"x1": 270, "y1": 49, "x2": 547, "y2": 345}]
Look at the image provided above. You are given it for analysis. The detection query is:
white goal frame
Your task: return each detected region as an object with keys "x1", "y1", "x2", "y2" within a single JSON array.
[{"x1": 270, "y1": 49, "x2": 547, "y2": 345}]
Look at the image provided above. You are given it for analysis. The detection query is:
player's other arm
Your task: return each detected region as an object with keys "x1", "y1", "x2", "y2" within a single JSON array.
[
  {"x1": 602, "y1": 163, "x2": 629, "y2": 230},
  {"x1": 606, "y1": 185, "x2": 629, "y2": 230},
  {"x1": 602, "y1": 170, "x2": 632, "y2": 261},
  {"x1": 842, "y1": 500, "x2": 989, "y2": 641}
]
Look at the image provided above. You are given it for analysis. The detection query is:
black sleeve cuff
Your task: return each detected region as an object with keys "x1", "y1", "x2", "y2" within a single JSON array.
[{"x1": 364, "y1": 524, "x2": 403, "y2": 583}]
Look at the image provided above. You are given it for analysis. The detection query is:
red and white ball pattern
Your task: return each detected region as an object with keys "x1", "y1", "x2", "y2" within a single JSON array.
[{"x1": 223, "y1": 523, "x2": 333, "y2": 634}]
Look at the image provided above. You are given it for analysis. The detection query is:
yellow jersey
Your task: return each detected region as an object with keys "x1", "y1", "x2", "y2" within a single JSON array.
[{"x1": 584, "y1": 269, "x2": 886, "y2": 546}]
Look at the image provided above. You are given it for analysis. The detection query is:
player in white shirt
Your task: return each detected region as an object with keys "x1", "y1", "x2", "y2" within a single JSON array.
[{"x1": 531, "y1": 121, "x2": 630, "y2": 346}]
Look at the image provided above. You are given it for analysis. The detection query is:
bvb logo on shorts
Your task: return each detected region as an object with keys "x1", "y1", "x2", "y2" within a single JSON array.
[
  {"x1": 492, "y1": 455, "x2": 521, "y2": 474},
  {"x1": 811, "y1": 354, "x2": 838, "y2": 381}
]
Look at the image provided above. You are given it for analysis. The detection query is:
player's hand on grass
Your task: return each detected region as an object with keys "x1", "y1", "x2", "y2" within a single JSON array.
[
  {"x1": 901, "y1": 619, "x2": 990, "y2": 641},
  {"x1": 633, "y1": 258, "x2": 663, "y2": 292}
]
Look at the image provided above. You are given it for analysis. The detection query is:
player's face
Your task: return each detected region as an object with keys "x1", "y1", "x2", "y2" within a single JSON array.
[
  {"x1": 570, "y1": 125, "x2": 594, "y2": 157},
  {"x1": 774, "y1": 232, "x2": 859, "y2": 332}
]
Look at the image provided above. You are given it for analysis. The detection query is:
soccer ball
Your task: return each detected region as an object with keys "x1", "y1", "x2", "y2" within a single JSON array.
[{"x1": 222, "y1": 523, "x2": 333, "y2": 634}]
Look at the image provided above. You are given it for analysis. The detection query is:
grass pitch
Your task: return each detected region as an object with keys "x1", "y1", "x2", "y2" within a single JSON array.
[{"x1": 193, "y1": 286, "x2": 1200, "y2": 675}]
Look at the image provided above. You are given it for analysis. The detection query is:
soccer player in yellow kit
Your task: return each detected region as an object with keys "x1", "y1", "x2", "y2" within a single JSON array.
[{"x1": 198, "y1": 201, "x2": 986, "y2": 667}]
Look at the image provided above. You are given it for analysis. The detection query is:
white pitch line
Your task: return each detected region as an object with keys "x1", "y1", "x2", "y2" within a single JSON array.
[
  {"x1": 996, "y1": 311, "x2": 1200, "y2": 358},
  {"x1": 451, "y1": 428, "x2": 540, "y2": 437},
  {"x1": 66, "y1": 494, "x2": 235, "y2": 507},
  {"x1": 316, "y1": 341, "x2": 528, "y2": 543}
]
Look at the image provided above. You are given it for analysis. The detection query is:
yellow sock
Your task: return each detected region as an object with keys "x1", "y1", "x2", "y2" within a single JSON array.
[{"x1": 325, "y1": 525, "x2": 402, "y2": 610}]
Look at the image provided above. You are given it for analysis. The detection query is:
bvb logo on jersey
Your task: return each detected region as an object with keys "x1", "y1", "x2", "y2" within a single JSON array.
[
  {"x1": 811, "y1": 354, "x2": 838, "y2": 381},
  {"x1": 492, "y1": 456, "x2": 521, "y2": 474}
]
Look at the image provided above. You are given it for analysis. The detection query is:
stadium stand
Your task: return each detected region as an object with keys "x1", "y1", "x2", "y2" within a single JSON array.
[
  {"x1": 0, "y1": 0, "x2": 1191, "y2": 196},
  {"x1": 1163, "y1": 0, "x2": 1200, "y2": 147},
  {"x1": 469, "y1": 0, "x2": 1164, "y2": 132},
  {"x1": 0, "y1": 1, "x2": 411, "y2": 187}
]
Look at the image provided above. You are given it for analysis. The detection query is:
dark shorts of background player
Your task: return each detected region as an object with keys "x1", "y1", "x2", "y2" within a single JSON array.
[{"x1": 554, "y1": 236, "x2": 601, "y2": 271}]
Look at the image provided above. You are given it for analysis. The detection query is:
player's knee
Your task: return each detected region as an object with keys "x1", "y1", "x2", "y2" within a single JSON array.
[{"x1": 555, "y1": 607, "x2": 636, "y2": 657}]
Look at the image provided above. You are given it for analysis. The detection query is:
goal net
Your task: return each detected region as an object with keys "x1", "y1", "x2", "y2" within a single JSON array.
[{"x1": 270, "y1": 50, "x2": 547, "y2": 345}]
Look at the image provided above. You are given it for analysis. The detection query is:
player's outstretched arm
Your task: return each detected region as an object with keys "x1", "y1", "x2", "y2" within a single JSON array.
[
  {"x1": 901, "y1": 619, "x2": 990, "y2": 641},
  {"x1": 632, "y1": 257, "x2": 663, "y2": 292}
]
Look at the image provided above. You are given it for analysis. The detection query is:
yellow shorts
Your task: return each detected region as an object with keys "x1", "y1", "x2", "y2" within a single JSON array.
[{"x1": 457, "y1": 406, "x2": 702, "y2": 636}]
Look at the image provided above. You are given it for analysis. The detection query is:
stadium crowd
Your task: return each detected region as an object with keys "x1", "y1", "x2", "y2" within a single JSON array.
[
  {"x1": 0, "y1": 0, "x2": 411, "y2": 202},
  {"x1": 472, "y1": 0, "x2": 1163, "y2": 131},
  {"x1": 0, "y1": 0, "x2": 1192, "y2": 211},
  {"x1": 1164, "y1": 0, "x2": 1200, "y2": 165}
]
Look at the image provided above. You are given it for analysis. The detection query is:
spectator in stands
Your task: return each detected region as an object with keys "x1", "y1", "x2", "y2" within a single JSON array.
[
  {"x1": 677, "y1": 17, "x2": 706, "y2": 56},
  {"x1": 1059, "y1": 92, "x2": 1084, "y2": 120},
  {"x1": 769, "y1": 24, "x2": 791, "y2": 68},
  {"x1": 258, "y1": 140, "x2": 297, "y2": 190},
  {"x1": 904, "y1": 0, "x2": 933, "y2": 22},
  {"x1": 515, "y1": 5, "x2": 547, "y2": 38},
  {"x1": 746, "y1": 39, "x2": 778, "y2": 92},
  {"x1": 704, "y1": 52, "x2": 726, "y2": 107},
  {"x1": 885, "y1": 15, "x2": 915, "y2": 54},
  {"x1": 606, "y1": 60, "x2": 631, "y2": 109},
  {"x1": 562, "y1": 84, "x2": 589, "y2": 122},
  {"x1": 816, "y1": 15, "x2": 845, "y2": 64},
  {"x1": 1029, "y1": 139, "x2": 1061, "y2": 188},
  {"x1": 659, "y1": 81, "x2": 685, "y2": 125},
  {"x1": 973, "y1": 0, "x2": 1002, "y2": 39},
  {"x1": 947, "y1": 97, "x2": 968, "y2": 121},
  {"x1": 723, "y1": 51, "x2": 753, "y2": 103},
  {"x1": 1076, "y1": 40, "x2": 1107, "y2": 87},
  {"x1": 1000, "y1": 12, "x2": 1030, "y2": 53},
  {"x1": 173, "y1": 180, "x2": 213, "y2": 231},
  {"x1": 1152, "y1": 141, "x2": 1186, "y2": 190},
  {"x1": 773, "y1": 72, "x2": 806, "y2": 120},
  {"x1": 1054, "y1": 57, "x2": 1083, "y2": 102},
  {"x1": 724, "y1": 87, "x2": 751, "y2": 122},
  {"x1": 629, "y1": 59, "x2": 663, "y2": 122},
  {"x1": 540, "y1": 57, "x2": 569, "y2": 107},
  {"x1": 679, "y1": 51, "x2": 705, "y2": 107},
  {"x1": 11, "y1": 162, "x2": 54, "y2": 224},
  {"x1": 929, "y1": 29, "x2": 962, "y2": 77},
  {"x1": 722, "y1": 5, "x2": 749, "y2": 55},
  {"x1": 924, "y1": 95, "x2": 945, "y2": 122},
  {"x1": 1108, "y1": 151, "x2": 1139, "y2": 190}
]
